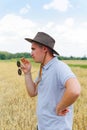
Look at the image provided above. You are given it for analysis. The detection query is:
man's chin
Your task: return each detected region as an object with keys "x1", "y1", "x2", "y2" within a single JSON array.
[
  {"x1": 33, "y1": 59, "x2": 39, "y2": 63},
  {"x1": 35, "y1": 60, "x2": 40, "y2": 63}
]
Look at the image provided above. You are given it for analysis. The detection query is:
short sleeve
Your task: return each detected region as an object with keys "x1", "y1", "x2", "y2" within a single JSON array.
[{"x1": 58, "y1": 62, "x2": 76, "y2": 87}]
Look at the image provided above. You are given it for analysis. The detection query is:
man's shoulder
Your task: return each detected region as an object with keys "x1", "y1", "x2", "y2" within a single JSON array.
[{"x1": 53, "y1": 58, "x2": 68, "y2": 68}]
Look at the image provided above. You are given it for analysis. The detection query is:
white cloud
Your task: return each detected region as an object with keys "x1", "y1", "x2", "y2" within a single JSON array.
[
  {"x1": 39, "y1": 18, "x2": 87, "y2": 57},
  {"x1": 0, "y1": 14, "x2": 37, "y2": 36},
  {"x1": 0, "y1": 14, "x2": 37, "y2": 53},
  {"x1": 19, "y1": 4, "x2": 31, "y2": 14},
  {"x1": 43, "y1": 0, "x2": 72, "y2": 12},
  {"x1": 64, "y1": 17, "x2": 74, "y2": 27},
  {"x1": 54, "y1": 19, "x2": 87, "y2": 57},
  {"x1": 81, "y1": 22, "x2": 87, "y2": 27},
  {"x1": 0, "y1": 14, "x2": 87, "y2": 57}
]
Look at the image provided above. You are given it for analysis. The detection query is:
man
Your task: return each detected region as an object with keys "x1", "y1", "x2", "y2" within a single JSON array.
[{"x1": 21, "y1": 32, "x2": 81, "y2": 130}]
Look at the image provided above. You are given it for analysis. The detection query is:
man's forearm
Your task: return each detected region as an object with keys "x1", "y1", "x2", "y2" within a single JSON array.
[
  {"x1": 25, "y1": 73, "x2": 37, "y2": 97},
  {"x1": 56, "y1": 78, "x2": 81, "y2": 115},
  {"x1": 56, "y1": 88, "x2": 78, "y2": 112}
]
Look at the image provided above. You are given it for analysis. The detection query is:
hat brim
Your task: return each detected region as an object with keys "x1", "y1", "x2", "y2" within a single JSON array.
[{"x1": 25, "y1": 38, "x2": 59, "y2": 55}]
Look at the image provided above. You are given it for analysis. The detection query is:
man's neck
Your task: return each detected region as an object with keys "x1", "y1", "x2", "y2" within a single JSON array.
[{"x1": 43, "y1": 53, "x2": 54, "y2": 66}]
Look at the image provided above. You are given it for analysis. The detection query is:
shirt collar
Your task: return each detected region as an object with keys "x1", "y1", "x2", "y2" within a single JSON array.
[{"x1": 43, "y1": 56, "x2": 58, "y2": 70}]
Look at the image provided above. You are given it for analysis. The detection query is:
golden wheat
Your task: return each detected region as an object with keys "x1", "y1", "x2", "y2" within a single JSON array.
[{"x1": 0, "y1": 60, "x2": 87, "y2": 130}]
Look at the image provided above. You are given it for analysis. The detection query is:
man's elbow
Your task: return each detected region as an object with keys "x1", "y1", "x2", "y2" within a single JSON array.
[
  {"x1": 28, "y1": 91, "x2": 37, "y2": 97},
  {"x1": 73, "y1": 85, "x2": 81, "y2": 98},
  {"x1": 75, "y1": 90, "x2": 81, "y2": 98},
  {"x1": 70, "y1": 78, "x2": 81, "y2": 98}
]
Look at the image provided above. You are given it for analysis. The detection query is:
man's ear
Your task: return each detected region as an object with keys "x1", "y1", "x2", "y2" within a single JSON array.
[{"x1": 43, "y1": 46, "x2": 48, "y2": 53}]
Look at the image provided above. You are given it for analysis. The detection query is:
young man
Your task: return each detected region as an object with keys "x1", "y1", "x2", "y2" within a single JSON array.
[{"x1": 21, "y1": 32, "x2": 81, "y2": 130}]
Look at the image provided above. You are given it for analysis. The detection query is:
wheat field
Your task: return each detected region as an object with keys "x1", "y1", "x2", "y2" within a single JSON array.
[{"x1": 0, "y1": 59, "x2": 87, "y2": 130}]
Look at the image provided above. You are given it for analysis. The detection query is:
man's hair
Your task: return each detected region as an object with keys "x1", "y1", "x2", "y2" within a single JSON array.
[{"x1": 38, "y1": 44, "x2": 53, "y2": 55}]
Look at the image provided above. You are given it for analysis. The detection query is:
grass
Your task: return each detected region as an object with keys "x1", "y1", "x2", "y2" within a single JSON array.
[
  {"x1": 68, "y1": 64, "x2": 87, "y2": 69},
  {"x1": 0, "y1": 59, "x2": 87, "y2": 130}
]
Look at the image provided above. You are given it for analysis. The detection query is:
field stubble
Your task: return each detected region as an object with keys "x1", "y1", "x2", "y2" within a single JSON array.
[{"x1": 0, "y1": 60, "x2": 87, "y2": 130}]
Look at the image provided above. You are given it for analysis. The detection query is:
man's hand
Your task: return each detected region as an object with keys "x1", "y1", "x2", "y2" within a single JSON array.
[
  {"x1": 21, "y1": 58, "x2": 31, "y2": 75},
  {"x1": 56, "y1": 106, "x2": 69, "y2": 116}
]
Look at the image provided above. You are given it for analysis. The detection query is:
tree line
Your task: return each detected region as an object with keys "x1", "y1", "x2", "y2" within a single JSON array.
[
  {"x1": 0, "y1": 51, "x2": 31, "y2": 60},
  {"x1": 0, "y1": 51, "x2": 87, "y2": 60}
]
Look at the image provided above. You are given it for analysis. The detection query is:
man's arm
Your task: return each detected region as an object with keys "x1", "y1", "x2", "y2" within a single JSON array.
[
  {"x1": 56, "y1": 77, "x2": 81, "y2": 116},
  {"x1": 25, "y1": 73, "x2": 38, "y2": 97},
  {"x1": 21, "y1": 58, "x2": 38, "y2": 97}
]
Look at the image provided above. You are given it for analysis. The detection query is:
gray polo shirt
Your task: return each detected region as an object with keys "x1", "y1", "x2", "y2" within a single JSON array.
[{"x1": 36, "y1": 57, "x2": 76, "y2": 130}]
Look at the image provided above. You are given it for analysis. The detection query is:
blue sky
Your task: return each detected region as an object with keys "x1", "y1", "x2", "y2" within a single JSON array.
[{"x1": 0, "y1": 0, "x2": 87, "y2": 57}]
